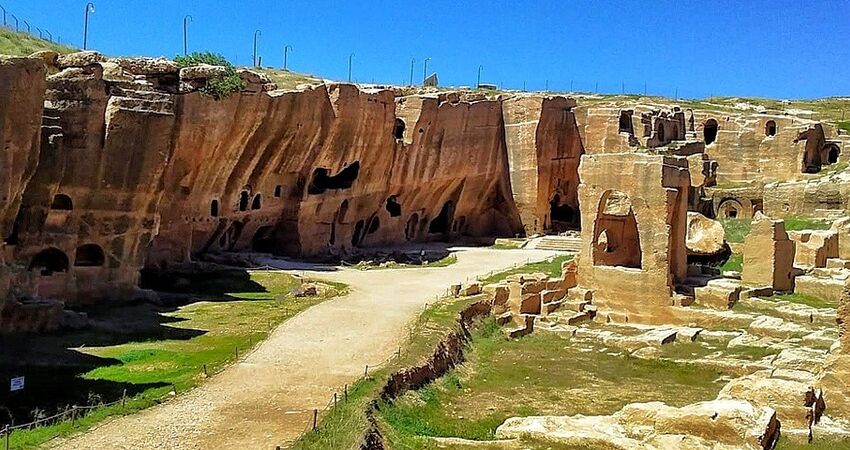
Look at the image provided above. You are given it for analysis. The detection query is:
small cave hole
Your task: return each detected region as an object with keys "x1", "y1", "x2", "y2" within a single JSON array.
[
  {"x1": 308, "y1": 161, "x2": 360, "y2": 195},
  {"x1": 210, "y1": 199, "x2": 220, "y2": 217},
  {"x1": 385, "y1": 196, "x2": 402, "y2": 217},
  {"x1": 239, "y1": 191, "x2": 250, "y2": 211},
  {"x1": 251, "y1": 193, "x2": 262, "y2": 210},
  {"x1": 74, "y1": 244, "x2": 105, "y2": 267},
  {"x1": 765, "y1": 120, "x2": 777, "y2": 137},
  {"x1": 429, "y1": 201, "x2": 455, "y2": 235},
  {"x1": 29, "y1": 248, "x2": 69, "y2": 275},
  {"x1": 393, "y1": 118, "x2": 406, "y2": 140},
  {"x1": 704, "y1": 119, "x2": 718, "y2": 145},
  {"x1": 50, "y1": 194, "x2": 73, "y2": 211}
]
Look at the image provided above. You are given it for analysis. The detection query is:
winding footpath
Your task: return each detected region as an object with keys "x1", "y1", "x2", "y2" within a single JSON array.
[{"x1": 51, "y1": 247, "x2": 556, "y2": 450}]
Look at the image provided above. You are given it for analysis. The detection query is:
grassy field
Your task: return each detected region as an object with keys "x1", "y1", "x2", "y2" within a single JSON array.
[
  {"x1": 721, "y1": 217, "x2": 832, "y2": 244},
  {"x1": 378, "y1": 320, "x2": 730, "y2": 448},
  {"x1": 478, "y1": 255, "x2": 572, "y2": 285},
  {"x1": 6, "y1": 271, "x2": 345, "y2": 449},
  {"x1": 0, "y1": 28, "x2": 74, "y2": 56},
  {"x1": 768, "y1": 292, "x2": 837, "y2": 309}
]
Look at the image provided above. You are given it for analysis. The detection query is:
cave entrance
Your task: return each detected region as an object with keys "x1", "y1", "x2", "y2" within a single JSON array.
[
  {"x1": 717, "y1": 199, "x2": 743, "y2": 219},
  {"x1": 549, "y1": 193, "x2": 578, "y2": 233},
  {"x1": 825, "y1": 144, "x2": 841, "y2": 165},
  {"x1": 210, "y1": 199, "x2": 220, "y2": 217},
  {"x1": 618, "y1": 110, "x2": 633, "y2": 134},
  {"x1": 252, "y1": 226, "x2": 277, "y2": 253},
  {"x1": 592, "y1": 190, "x2": 641, "y2": 269},
  {"x1": 765, "y1": 120, "x2": 777, "y2": 137},
  {"x1": 251, "y1": 194, "x2": 262, "y2": 210},
  {"x1": 29, "y1": 248, "x2": 69, "y2": 275},
  {"x1": 386, "y1": 196, "x2": 401, "y2": 217},
  {"x1": 239, "y1": 191, "x2": 250, "y2": 211},
  {"x1": 351, "y1": 219, "x2": 365, "y2": 247},
  {"x1": 655, "y1": 121, "x2": 665, "y2": 143},
  {"x1": 74, "y1": 244, "x2": 105, "y2": 267},
  {"x1": 393, "y1": 118, "x2": 406, "y2": 140},
  {"x1": 308, "y1": 161, "x2": 361, "y2": 195},
  {"x1": 50, "y1": 194, "x2": 73, "y2": 211},
  {"x1": 219, "y1": 221, "x2": 244, "y2": 250},
  {"x1": 428, "y1": 201, "x2": 455, "y2": 235},
  {"x1": 704, "y1": 119, "x2": 718, "y2": 145}
]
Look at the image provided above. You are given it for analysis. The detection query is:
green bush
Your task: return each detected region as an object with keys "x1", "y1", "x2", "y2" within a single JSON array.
[{"x1": 174, "y1": 51, "x2": 244, "y2": 100}]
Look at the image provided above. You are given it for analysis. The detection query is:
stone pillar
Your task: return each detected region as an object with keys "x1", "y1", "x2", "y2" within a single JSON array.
[{"x1": 741, "y1": 212, "x2": 795, "y2": 291}]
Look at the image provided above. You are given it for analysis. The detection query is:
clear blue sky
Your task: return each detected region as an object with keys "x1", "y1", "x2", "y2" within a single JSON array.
[{"x1": 4, "y1": 0, "x2": 850, "y2": 99}]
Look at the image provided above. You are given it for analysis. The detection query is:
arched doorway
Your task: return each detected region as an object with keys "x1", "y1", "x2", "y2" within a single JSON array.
[
  {"x1": 393, "y1": 118, "x2": 406, "y2": 140},
  {"x1": 704, "y1": 119, "x2": 719, "y2": 145},
  {"x1": 29, "y1": 248, "x2": 69, "y2": 275},
  {"x1": 717, "y1": 199, "x2": 744, "y2": 219},
  {"x1": 251, "y1": 226, "x2": 276, "y2": 253},
  {"x1": 74, "y1": 244, "x2": 105, "y2": 267},
  {"x1": 765, "y1": 120, "x2": 777, "y2": 137},
  {"x1": 238, "y1": 191, "x2": 250, "y2": 211},
  {"x1": 50, "y1": 194, "x2": 73, "y2": 211},
  {"x1": 592, "y1": 190, "x2": 641, "y2": 269}
]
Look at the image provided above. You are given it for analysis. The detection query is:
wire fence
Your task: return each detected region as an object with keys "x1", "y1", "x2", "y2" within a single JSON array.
[{"x1": 0, "y1": 4, "x2": 61, "y2": 44}]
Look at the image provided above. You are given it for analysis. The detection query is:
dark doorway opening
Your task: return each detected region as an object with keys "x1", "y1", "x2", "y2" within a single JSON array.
[
  {"x1": 351, "y1": 220, "x2": 365, "y2": 247},
  {"x1": 239, "y1": 191, "x2": 250, "y2": 211},
  {"x1": 405, "y1": 213, "x2": 419, "y2": 241},
  {"x1": 251, "y1": 226, "x2": 276, "y2": 253},
  {"x1": 29, "y1": 248, "x2": 69, "y2": 275},
  {"x1": 393, "y1": 118, "x2": 406, "y2": 140},
  {"x1": 549, "y1": 194, "x2": 578, "y2": 232},
  {"x1": 765, "y1": 120, "x2": 777, "y2": 137},
  {"x1": 210, "y1": 199, "x2": 219, "y2": 217},
  {"x1": 74, "y1": 244, "x2": 105, "y2": 267},
  {"x1": 385, "y1": 196, "x2": 402, "y2": 217},
  {"x1": 50, "y1": 194, "x2": 73, "y2": 211},
  {"x1": 704, "y1": 119, "x2": 718, "y2": 145},
  {"x1": 251, "y1": 194, "x2": 262, "y2": 210},
  {"x1": 429, "y1": 201, "x2": 455, "y2": 235}
]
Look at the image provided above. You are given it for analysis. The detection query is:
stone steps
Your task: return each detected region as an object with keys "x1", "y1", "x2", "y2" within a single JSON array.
[{"x1": 531, "y1": 236, "x2": 582, "y2": 252}]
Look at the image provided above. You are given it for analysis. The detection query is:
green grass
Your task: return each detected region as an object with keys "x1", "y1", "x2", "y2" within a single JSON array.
[
  {"x1": 768, "y1": 292, "x2": 836, "y2": 309},
  {"x1": 778, "y1": 434, "x2": 850, "y2": 450},
  {"x1": 256, "y1": 68, "x2": 325, "y2": 90},
  {"x1": 379, "y1": 319, "x2": 730, "y2": 447},
  {"x1": 0, "y1": 28, "x2": 75, "y2": 56},
  {"x1": 719, "y1": 218, "x2": 752, "y2": 244},
  {"x1": 837, "y1": 121, "x2": 850, "y2": 134},
  {"x1": 8, "y1": 271, "x2": 345, "y2": 449},
  {"x1": 721, "y1": 252, "x2": 743, "y2": 272},
  {"x1": 478, "y1": 255, "x2": 573, "y2": 285},
  {"x1": 783, "y1": 217, "x2": 832, "y2": 231}
]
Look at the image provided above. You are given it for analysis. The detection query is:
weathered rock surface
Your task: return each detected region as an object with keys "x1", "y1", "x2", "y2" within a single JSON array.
[{"x1": 686, "y1": 211, "x2": 726, "y2": 255}]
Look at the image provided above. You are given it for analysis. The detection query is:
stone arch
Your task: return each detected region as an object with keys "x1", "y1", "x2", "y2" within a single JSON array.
[
  {"x1": 29, "y1": 247, "x2": 69, "y2": 275},
  {"x1": 765, "y1": 120, "x2": 777, "y2": 137},
  {"x1": 251, "y1": 193, "x2": 262, "y2": 210},
  {"x1": 704, "y1": 119, "x2": 719, "y2": 145},
  {"x1": 50, "y1": 194, "x2": 73, "y2": 211},
  {"x1": 210, "y1": 199, "x2": 220, "y2": 217},
  {"x1": 717, "y1": 199, "x2": 744, "y2": 219},
  {"x1": 592, "y1": 190, "x2": 641, "y2": 269},
  {"x1": 74, "y1": 244, "x2": 105, "y2": 267},
  {"x1": 393, "y1": 118, "x2": 406, "y2": 140}
]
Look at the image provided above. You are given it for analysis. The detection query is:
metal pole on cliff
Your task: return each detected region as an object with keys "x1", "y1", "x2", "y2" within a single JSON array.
[
  {"x1": 348, "y1": 52, "x2": 355, "y2": 82},
  {"x1": 477, "y1": 65, "x2": 482, "y2": 89},
  {"x1": 422, "y1": 57, "x2": 431, "y2": 85},
  {"x1": 0, "y1": 5, "x2": 5, "y2": 27},
  {"x1": 253, "y1": 29, "x2": 262, "y2": 67},
  {"x1": 22, "y1": 19, "x2": 29, "y2": 33},
  {"x1": 409, "y1": 58, "x2": 415, "y2": 86},
  {"x1": 83, "y1": 3, "x2": 95, "y2": 50},
  {"x1": 10, "y1": 13, "x2": 17, "y2": 32},
  {"x1": 284, "y1": 45, "x2": 292, "y2": 70},
  {"x1": 182, "y1": 15, "x2": 192, "y2": 56}
]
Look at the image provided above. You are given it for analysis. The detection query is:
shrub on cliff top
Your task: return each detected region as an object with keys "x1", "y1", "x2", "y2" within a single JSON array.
[{"x1": 174, "y1": 51, "x2": 244, "y2": 100}]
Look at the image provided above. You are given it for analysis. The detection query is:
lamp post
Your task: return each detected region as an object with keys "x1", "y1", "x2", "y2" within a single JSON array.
[
  {"x1": 0, "y1": 4, "x2": 5, "y2": 27},
  {"x1": 23, "y1": 19, "x2": 29, "y2": 33},
  {"x1": 252, "y1": 29, "x2": 262, "y2": 67},
  {"x1": 284, "y1": 45, "x2": 292, "y2": 70},
  {"x1": 477, "y1": 65, "x2": 483, "y2": 89},
  {"x1": 182, "y1": 15, "x2": 192, "y2": 56},
  {"x1": 44, "y1": 28, "x2": 52, "y2": 42},
  {"x1": 409, "y1": 58, "x2": 415, "y2": 86},
  {"x1": 348, "y1": 52, "x2": 355, "y2": 82},
  {"x1": 83, "y1": 3, "x2": 95, "y2": 50},
  {"x1": 10, "y1": 13, "x2": 17, "y2": 32},
  {"x1": 422, "y1": 57, "x2": 431, "y2": 85},
  {"x1": 36, "y1": 27, "x2": 43, "y2": 39}
]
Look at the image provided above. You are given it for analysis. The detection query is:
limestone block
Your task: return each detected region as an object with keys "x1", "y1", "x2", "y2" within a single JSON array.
[
  {"x1": 788, "y1": 229, "x2": 838, "y2": 268},
  {"x1": 450, "y1": 283, "x2": 461, "y2": 297},
  {"x1": 518, "y1": 293, "x2": 541, "y2": 315},
  {"x1": 832, "y1": 217, "x2": 850, "y2": 260},
  {"x1": 794, "y1": 275, "x2": 843, "y2": 304},
  {"x1": 461, "y1": 283, "x2": 482, "y2": 296},
  {"x1": 29, "y1": 50, "x2": 58, "y2": 68},
  {"x1": 742, "y1": 213, "x2": 795, "y2": 291},
  {"x1": 521, "y1": 280, "x2": 545, "y2": 295},
  {"x1": 686, "y1": 212, "x2": 727, "y2": 256},
  {"x1": 718, "y1": 375, "x2": 814, "y2": 428},
  {"x1": 179, "y1": 64, "x2": 228, "y2": 80},
  {"x1": 826, "y1": 258, "x2": 850, "y2": 269},
  {"x1": 632, "y1": 328, "x2": 678, "y2": 345},
  {"x1": 484, "y1": 284, "x2": 509, "y2": 305},
  {"x1": 56, "y1": 51, "x2": 106, "y2": 68},
  {"x1": 772, "y1": 348, "x2": 827, "y2": 374},
  {"x1": 112, "y1": 57, "x2": 179, "y2": 76},
  {"x1": 694, "y1": 278, "x2": 742, "y2": 310},
  {"x1": 540, "y1": 289, "x2": 567, "y2": 303},
  {"x1": 748, "y1": 316, "x2": 808, "y2": 339}
]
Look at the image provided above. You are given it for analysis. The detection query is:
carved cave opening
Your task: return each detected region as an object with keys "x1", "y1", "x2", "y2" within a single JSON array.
[
  {"x1": 549, "y1": 193, "x2": 579, "y2": 232},
  {"x1": 765, "y1": 120, "x2": 777, "y2": 137},
  {"x1": 50, "y1": 194, "x2": 73, "y2": 211},
  {"x1": 717, "y1": 199, "x2": 743, "y2": 219},
  {"x1": 825, "y1": 144, "x2": 841, "y2": 165},
  {"x1": 239, "y1": 191, "x2": 250, "y2": 211},
  {"x1": 274, "y1": 185, "x2": 283, "y2": 198},
  {"x1": 252, "y1": 226, "x2": 277, "y2": 253},
  {"x1": 219, "y1": 221, "x2": 244, "y2": 250},
  {"x1": 393, "y1": 118, "x2": 406, "y2": 140},
  {"x1": 352, "y1": 219, "x2": 365, "y2": 247},
  {"x1": 74, "y1": 244, "x2": 105, "y2": 267},
  {"x1": 251, "y1": 194, "x2": 262, "y2": 210},
  {"x1": 386, "y1": 196, "x2": 402, "y2": 217},
  {"x1": 210, "y1": 199, "x2": 219, "y2": 217},
  {"x1": 618, "y1": 111, "x2": 633, "y2": 134},
  {"x1": 29, "y1": 248, "x2": 69, "y2": 275},
  {"x1": 655, "y1": 121, "x2": 665, "y2": 143},
  {"x1": 428, "y1": 201, "x2": 455, "y2": 235},
  {"x1": 405, "y1": 213, "x2": 419, "y2": 241},
  {"x1": 308, "y1": 161, "x2": 361, "y2": 195},
  {"x1": 592, "y1": 190, "x2": 642, "y2": 269},
  {"x1": 704, "y1": 119, "x2": 718, "y2": 145}
]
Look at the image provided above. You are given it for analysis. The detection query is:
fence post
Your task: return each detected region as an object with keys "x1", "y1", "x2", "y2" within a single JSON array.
[
  {"x1": 4, "y1": 425, "x2": 9, "y2": 450},
  {"x1": 122, "y1": 389, "x2": 127, "y2": 409},
  {"x1": 333, "y1": 393, "x2": 337, "y2": 410},
  {"x1": 397, "y1": 347, "x2": 401, "y2": 358},
  {"x1": 312, "y1": 409, "x2": 318, "y2": 431},
  {"x1": 364, "y1": 365, "x2": 368, "y2": 377},
  {"x1": 344, "y1": 384, "x2": 348, "y2": 401},
  {"x1": 71, "y1": 406, "x2": 78, "y2": 426},
  {"x1": 203, "y1": 364, "x2": 208, "y2": 377},
  {"x1": 235, "y1": 347, "x2": 239, "y2": 360}
]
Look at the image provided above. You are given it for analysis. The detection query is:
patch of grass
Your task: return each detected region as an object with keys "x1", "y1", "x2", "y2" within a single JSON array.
[
  {"x1": 0, "y1": 28, "x2": 75, "y2": 56},
  {"x1": 720, "y1": 218, "x2": 752, "y2": 244},
  {"x1": 721, "y1": 252, "x2": 743, "y2": 272},
  {"x1": 479, "y1": 255, "x2": 573, "y2": 285},
  {"x1": 768, "y1": 292, "x2": 836, "y2": 309},
  {"x1": 782, "y1": 217, "x2": 832, "y2": 231},
  {"x1": 778, "y1": 434, "x2": 850, "y2": 449},
  {"x1": 9, "y1": 271, "x2": 345, "y2": 449},
  {"x1": 255, "y1": 68, "x2": 324, "y2": 90},
  {"x1": 837, "y1": 121, "x2": 850, "y2": 134},
  {"x1": 380, "y1": 320, "x2": 729, "y2": 446}
]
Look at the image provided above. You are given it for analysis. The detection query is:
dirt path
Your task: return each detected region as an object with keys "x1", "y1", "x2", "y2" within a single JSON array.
[{"x1": 51, "y1": 247, "x2": 556, "y2": 450}]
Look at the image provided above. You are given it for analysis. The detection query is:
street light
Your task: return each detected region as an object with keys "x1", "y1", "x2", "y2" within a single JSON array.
[
  {"x1": 23, "y1": 19, "x2": 29, "y2": 33},
  {"x1": 422, "y1": 57, "x2": 431, "y2": 85},
  {"x1": 83, "y1": 3, "x2": 95, "y2": 50},
  {"x1": 284, "y1": 45, "x2": 292, "y2": 70},
  {"x1": 252, "y1": 29, "x2": 261, "y2": 67},
  {"x1": 182, "y1": 15, "x2": 192, "y2": 56},
  {"x1": 10, "y1": 13, "x2": 17, "y2": 32},
  {"x1": 0, "y1": 4, "x2": 6, "y2": 27},
  {"x1": 36, "y1": 27, "x2": 43, "y2": 39},
  {"x1": 477, "y1": 65, "x2": 483, "y2": 89},
  {"x1": 348, "y1": 52, "x2": 355, "y2": 82},
  {"x1": 409, "y1": 58, "x2": 415, "y2": 86}
]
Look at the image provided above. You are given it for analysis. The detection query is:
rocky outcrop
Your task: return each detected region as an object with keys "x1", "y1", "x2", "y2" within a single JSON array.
[{"x1": 686, "y1": 212, "x2": 727, "y2": 256}]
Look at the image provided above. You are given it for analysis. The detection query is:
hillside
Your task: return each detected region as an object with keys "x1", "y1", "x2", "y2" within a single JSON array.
[{"x1": 0, "y1": 28, "x2": 75, "y2": 56}]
